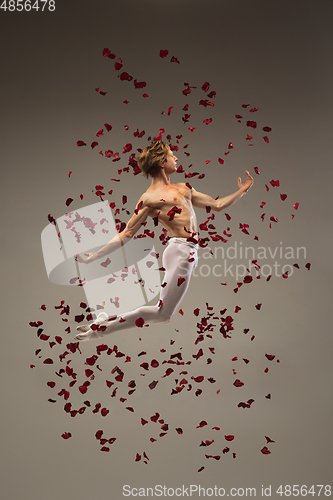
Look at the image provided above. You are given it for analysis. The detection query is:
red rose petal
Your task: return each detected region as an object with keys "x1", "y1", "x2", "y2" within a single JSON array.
[
  {"x1": 61, "y1": 432, "x2": 72, "y2": 440},
  {"x1": 225, "y1": 435, "x2": 234, "y2": 441},
  {"x1": 160, "y1": 49, "x2": 168, "y2": 58},
  {"x1": 233, "y1": 379, "x2": 244, "y2": 387},
  {"x1": 135, "y1": 317, "x2": 145, "y2": 328},
  {"x1": 261, "y1": 446, "x2": 271, "y2": 455},
  {"x1": 43, "y1": 358, "x2": 53, "y2": 364}
]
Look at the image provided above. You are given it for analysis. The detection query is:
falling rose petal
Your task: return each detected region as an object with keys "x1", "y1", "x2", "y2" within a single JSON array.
[
  {"x1": 246, "y1": 121, "x2": 257, "y2": 129},
  {"x1": 250, "y1": 108, "x2": 258, "y2": 112},
  {"x1": 265, "y1": 436, "x2": 275, "y2": 443},
  {"x1": 201, "y1": 82, "x2": 210, "y2": 92},
  {"x1": 203, "y1": 118, "x2": 213, "y2": 125},
  {"x1": 282, "y1": 271, "x2": 289, "y2": 279},
  {"x1": 177, "y1": 277, "x2": 186, "y2": 286},
  {"x1": 254, "y1": 166, "x2": 260, "y2": 175},
  {"x1": 160, "y1": 49, "x2": 169, "y2": 58},
  {"x1": 234, "y1": 306, "x2": 241, "y2": 313},
  {"x1": 264, "y1": 368, "x2": 269, "y2": 373},
  {"x1": 176, "y1": 428, "x2": 183, "y2": 434},
  {"x1": 148, "y1": 381, "x2": 158, "y2": 390},
  {"x1": 196, "y1": 420, "x2": 207, "y2": 428},
  {"x1": 170, "y1": 56, "x2": 179, "y2": 63},
  {"x1": 305, "y1": 263, "x2": 311, "y2": 270},
  {"x1": 265, "y1": 354, "x2": 276, "y2": 361},
  {"x1": 101, "y1": 47, "x2": 112, "y2": 57},
  {"x1": 294, "y1": 202, "x2": 299, "y2": 210},
  {"x1": 280, "y1": 194, "x2": 287, "y2": 201},
  {"x1": 261, "y1": 446, "x2": 271, "y2": 455},
  {"x1": 263, "y1": 136, "x2": 269, "y2": 143},
  {"x1": 263, "y1": 126, "x2": 272, "y2": 132},
  {"x1": 77, "y1": 140, "x2": 86, "y2": 147},
  {"x1": 61, "y1": 432, "x2": 72, "y2": 440},
  {"x1": 134, "y1": 80, "x2": 147, "y2": 89},
  {"x1": 101, "y1": 408, "x2": 109, "y2": 417},
  {"x1": 233, "y1": 379, "x2": 244, "y2": 387},
  {"x1": 270, "y1": 179, "x2": 280, "y2": 187},
  {"x1": 43, "y1": 358, "x2": 53, "y2": 364},
  {"x1": 135, "y1": 317, "x2": 145, "y2": 328},
  {"x1": 265, "y1": 394, "x2": 271, "y2": 399},
  {"x1": 101, "y1": 258, "x2": 111, "y2": 268},
  {"x1": 225, "y1": 435, "x2": 235, "y2": 441},
  {"x1": 65, "y1": 198, "x2": 73, "y2": 207},
  {"x1": 91, "y1": 141, "x2": 98, "y2": 148},
  {"x1": 205, "y1": 455, "x2": 221, "y2": 460},
  {"x1": 242, "y1": 104, "x2": 250, "y2": 108},
  {"x1": 135, "y1": 453, "x2": 141, "y2": 462},
  {"x1": 218, "y1": 158, "x2": 224, "y2": 165},
  {"x1": 194, "y1": 308, "x2": 200, "y2": 316},
  {"x1": 270, "y1": 216, "x2": 278, "y2": 222},
  {"x1": 255, "y1": 303, "x2": 262, "y2": 310}
]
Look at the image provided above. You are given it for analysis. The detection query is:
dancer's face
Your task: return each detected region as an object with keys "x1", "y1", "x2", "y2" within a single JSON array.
[{"x1": 162, "y1": 149, "x2": 178, "y2": 175}]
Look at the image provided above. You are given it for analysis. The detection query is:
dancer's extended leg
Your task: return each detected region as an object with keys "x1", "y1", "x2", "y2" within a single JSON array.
[{"x1": 75, "y1": 238, "x2": 198, "y2": 341}]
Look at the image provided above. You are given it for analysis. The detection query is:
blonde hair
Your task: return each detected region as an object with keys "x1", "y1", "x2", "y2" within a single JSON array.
[{"x1": 137, "y1": 139, "x2": 170, "y2": 178}]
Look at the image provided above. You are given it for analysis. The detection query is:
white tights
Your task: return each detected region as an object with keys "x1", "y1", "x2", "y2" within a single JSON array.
[{"x1": 75, "y1": 238, "x2": 198, "y2": 341}]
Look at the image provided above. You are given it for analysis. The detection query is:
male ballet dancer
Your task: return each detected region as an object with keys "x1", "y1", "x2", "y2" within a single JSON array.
[{"x1": 74, "y1": 139, "x2": 253, "y2": 341}]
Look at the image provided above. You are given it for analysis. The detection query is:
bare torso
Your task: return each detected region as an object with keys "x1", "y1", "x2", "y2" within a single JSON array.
[{"x1": 144, "y1": 182, "x2": 198, "y2": 238}]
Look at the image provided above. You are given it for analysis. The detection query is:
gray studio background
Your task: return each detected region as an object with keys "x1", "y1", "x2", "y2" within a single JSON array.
[{"x1": 1, "y1": 1, "x2": 332, "y2": 499}]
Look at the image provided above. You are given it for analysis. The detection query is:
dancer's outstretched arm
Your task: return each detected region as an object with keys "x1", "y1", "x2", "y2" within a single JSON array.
[
  {"x1": 75, "y1": 194, "x2": 151, "y2": 264},
  {"x1": 191, "y1": 170, "x2": 254, "y2": 212}
]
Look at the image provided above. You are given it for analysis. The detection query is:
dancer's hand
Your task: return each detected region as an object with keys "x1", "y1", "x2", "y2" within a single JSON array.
[
  {"x1": 75, "y1": 252, "x2": 97, "y2": 264},
  {"x1": 238, "y1": 170, "x2": 254, "y2": 193}
]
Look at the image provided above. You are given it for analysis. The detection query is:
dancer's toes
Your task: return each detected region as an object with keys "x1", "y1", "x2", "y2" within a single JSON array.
[
  {"x1": 76, "y1": 311, "x2": 108, "y2": 335},
  {"x1": 74, "y1": 329, "x2": 102, "y2": 341},
  {"x1": 76, "y1": 324, "x2": 91, "y2": 333}
]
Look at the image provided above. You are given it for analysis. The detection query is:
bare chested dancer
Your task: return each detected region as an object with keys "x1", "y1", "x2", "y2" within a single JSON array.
[{"x1": 74, "y1": 139, "x2": 253, "y2": 341}]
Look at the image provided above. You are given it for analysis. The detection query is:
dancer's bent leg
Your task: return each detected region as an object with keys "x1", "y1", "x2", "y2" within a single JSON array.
[{"x1": 75, "y1": 239, "x2": 198, "y2": 341}]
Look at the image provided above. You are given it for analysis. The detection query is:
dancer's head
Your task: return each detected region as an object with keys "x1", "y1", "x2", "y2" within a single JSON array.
[{"x1": 137, "y1": 139, "x2": 170, "y2": 178}]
